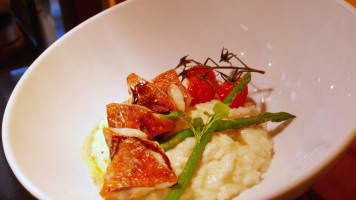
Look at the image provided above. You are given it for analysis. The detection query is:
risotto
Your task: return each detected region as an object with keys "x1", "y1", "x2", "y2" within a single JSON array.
[{"x1": 86, "y1": 100, "x2": 273, "y2": 200}]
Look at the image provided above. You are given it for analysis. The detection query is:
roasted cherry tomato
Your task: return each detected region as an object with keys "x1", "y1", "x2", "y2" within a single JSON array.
[
  {"x1": 187, "y1": 76, "x2": 215, "y2": 105},
  {"x1": 217, "y1": 78, "x2": 248, "y2": 108},
  {"x1": 186, "y1": 65, "x2": 216, "y2": 105}
]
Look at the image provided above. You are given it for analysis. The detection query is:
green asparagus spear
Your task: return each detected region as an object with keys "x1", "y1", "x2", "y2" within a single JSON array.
[
  {"x1": 160, "y1": 129, "x2": 193, "y2": 151},
  {"x1": 160, "y1": 112, "x2": 295, "y2": 151},
  {"x1": 216, "y1": 112, "x2": 295, "y2": 130}
]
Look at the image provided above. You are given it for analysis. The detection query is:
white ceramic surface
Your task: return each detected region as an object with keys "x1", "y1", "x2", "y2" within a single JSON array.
[{"x1": 2, "y1": 0, "x2": 356, "y2": 199}]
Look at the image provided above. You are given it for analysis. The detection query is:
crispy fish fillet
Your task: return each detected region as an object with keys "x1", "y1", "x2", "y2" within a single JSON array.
[
  {"x1": 152, "y1": 69, "x2": 192, "y2": 106},
  {"x1": 127, "y1": 73, "x2": 177, "y2": 114},
  {"x1": 106, "y1": 103, "x2": 175, "y2": 138},
  {"x1": 100, "y1": 128, "x2": 177, "y2": 200}
]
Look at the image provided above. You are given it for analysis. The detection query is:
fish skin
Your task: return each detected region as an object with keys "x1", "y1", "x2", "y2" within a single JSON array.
[
  {"x1": 106, "y1": 103, "x2": 175, "y2": 138},
  {"x1": 100, "y1": 128, "x2": 177, "y2": 198}
]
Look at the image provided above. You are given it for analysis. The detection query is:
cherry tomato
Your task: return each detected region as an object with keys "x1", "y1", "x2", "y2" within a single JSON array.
[
  {"x1": 186, "y1": 65, "x2": 216, "y2": 105},
  {"x1": 187, "y1": 76, "x2": 215, "y2": 105},
  {"x1": 217, "y1": 78, "x2": 248, "y2": 108}
]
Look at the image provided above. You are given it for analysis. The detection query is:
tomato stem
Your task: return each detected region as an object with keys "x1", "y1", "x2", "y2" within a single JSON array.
[{"x1": 175, "y1": 48, "x2": 265, "y2": 83}]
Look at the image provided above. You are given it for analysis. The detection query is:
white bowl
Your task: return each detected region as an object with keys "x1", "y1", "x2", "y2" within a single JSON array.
[{"x1": 2, "y1": 0, "x2": 356, "y2": 199}]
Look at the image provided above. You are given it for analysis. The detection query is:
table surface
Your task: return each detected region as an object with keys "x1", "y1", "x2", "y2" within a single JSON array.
[{"x1": 1, "y1": 68, "x2": 356, "y2": 200}]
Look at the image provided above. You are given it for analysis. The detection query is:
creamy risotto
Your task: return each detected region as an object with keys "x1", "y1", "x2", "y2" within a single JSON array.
[{"x1": 85, "y1": 99, "x2": 273, "y2": 200}]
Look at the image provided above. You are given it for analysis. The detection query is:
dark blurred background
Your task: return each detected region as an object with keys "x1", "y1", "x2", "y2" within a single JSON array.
[
  {"x1": 0, "y1": 0, "x2": 355, "y2": 199},
  {"x1": 0, "y1": 0, "x2": 126, "y2": 72}
]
